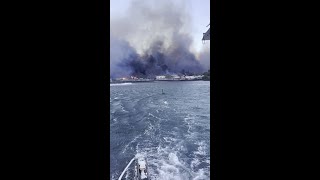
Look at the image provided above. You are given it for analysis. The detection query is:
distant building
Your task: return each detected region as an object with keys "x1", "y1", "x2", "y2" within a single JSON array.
[
  {"x1": 156, "y1": 76, "x2": 166, "y2": 80},
  {"x1": 172, "y1": 75, "x2": 180, "y2": 80},
  {"x1": 115, "y1": 77, "x2": 128, "y2": 81},
  {"x1": 185, "y1": 76, "x2": 196, "y2": 80},
  {"x1": 195, "y1": 75, "x2": 204, "y2": 80}
]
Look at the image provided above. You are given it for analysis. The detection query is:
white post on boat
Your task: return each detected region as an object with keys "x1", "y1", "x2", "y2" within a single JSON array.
[{"x1": 118, "y1": 158, "x2": 135, "y2": 180}]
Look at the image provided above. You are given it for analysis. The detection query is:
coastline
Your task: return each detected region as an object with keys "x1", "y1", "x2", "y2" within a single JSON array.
[{"x1": 110, "y1": 79, "x2": 209, "y2": 84}]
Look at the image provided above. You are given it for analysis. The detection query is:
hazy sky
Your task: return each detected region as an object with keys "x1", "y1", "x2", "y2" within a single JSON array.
[{"x1": 110, "y1": 0, "x2": 210, "y2": 53}]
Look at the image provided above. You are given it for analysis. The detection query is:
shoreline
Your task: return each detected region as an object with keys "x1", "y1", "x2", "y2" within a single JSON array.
[{"x1": 110, "y1": 79, "x2": 209, "y2": 84}]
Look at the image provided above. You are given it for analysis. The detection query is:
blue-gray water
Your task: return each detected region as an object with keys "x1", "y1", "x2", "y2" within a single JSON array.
[{"x1": 110, "y1": 81, "x2": 210, "y2": 180}]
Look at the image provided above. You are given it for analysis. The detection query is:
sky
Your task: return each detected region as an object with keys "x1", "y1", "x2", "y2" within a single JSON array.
[{"x1": 110, "y1": 0, "x2": 210, "y2": 53}]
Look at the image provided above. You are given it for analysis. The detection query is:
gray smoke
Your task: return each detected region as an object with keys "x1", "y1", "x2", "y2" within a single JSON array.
[
  {"x1": 110, "y1": 0, "x2": 209, "y2": 78},
  {"x1": 198, "y1": 43, "x2": 210, "y2": 71}
]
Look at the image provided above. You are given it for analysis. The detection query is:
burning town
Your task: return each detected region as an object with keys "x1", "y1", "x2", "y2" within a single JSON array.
[
  {"x1": 110, "y1": 0, "x2": 210, "y2": 82},
  {"x1": 110, "y1": 70, "x2": 210, "y2": 83}
]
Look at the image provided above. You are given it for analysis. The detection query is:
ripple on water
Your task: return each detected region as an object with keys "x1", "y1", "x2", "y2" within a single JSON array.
[{"x1": 110, "y1": 81, "x2": 210, "y2": 179}]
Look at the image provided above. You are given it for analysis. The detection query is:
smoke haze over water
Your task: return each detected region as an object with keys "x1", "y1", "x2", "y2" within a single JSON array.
[{"x1": 110, "y1": 0, "x2": 210, "y2": 78}]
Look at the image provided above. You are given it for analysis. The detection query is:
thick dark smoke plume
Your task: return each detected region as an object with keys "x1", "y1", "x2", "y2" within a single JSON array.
[{"x1": 110, "y1": 0, "x2": 209, "y2": 78}]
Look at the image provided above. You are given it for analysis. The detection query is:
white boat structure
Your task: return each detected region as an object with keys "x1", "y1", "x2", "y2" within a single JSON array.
[{"x1": 118, "y1": 157, "x2": 149, "y2": 180}]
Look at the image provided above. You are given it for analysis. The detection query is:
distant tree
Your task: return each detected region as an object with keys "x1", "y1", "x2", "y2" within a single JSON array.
[
  {"x1": 185, "y1": 71, "x2": 194, "y2": 76},
  {"x1": 202, "y1": 69, "x2": 210, "y2": 81},
  {"x1": 181, "y1": 69, "x2": 186, "y2": 75},
  {"x1": 203, "y1": 71, "x2": 209, "y2": 76},
  {"x1": 202, "y1": 75, "x2": 210, "y2": 80}
]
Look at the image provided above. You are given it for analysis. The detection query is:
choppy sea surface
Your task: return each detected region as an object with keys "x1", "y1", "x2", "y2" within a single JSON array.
[{"x1": 110, "y1": 81, "x2": 210, "y2": 180}]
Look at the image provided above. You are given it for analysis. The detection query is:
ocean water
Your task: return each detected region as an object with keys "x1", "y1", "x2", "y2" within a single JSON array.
[{"x1": 110, "y1": 81, "x2": 210, "y2": 180}]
